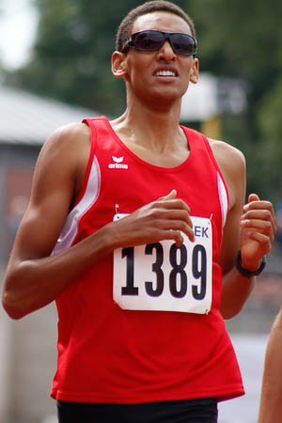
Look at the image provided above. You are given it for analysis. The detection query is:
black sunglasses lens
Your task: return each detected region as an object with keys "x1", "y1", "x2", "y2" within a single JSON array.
[
  {"x1": 132, "y1": 31, "x2": 164, "y2": 51},
  {"x1": 129, "y1": 31, "x2": 197, "y2": 55},
  {"x1": 170, "y1": 34, "x2": 196, "y2": 55}
]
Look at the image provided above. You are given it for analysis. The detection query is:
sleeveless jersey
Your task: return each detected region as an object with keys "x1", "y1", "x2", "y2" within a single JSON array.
[{"x1": 50, "y1": 116, "x2": 244, "y2": 403}]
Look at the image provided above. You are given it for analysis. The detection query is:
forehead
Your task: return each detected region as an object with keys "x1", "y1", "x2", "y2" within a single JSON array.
[{"x1": 132, "y1": 11, "x2": 192, "y2": 36}]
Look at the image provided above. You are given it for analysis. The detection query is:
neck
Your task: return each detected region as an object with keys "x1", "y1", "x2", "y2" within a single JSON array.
[{"x1": 112, "y1": 95, "x2": 183, "y2": 152}]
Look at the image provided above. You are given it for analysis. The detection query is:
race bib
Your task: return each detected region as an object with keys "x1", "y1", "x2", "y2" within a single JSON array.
[{"x1": 113, "y1": 214, "x2": 212, "y2": 314}]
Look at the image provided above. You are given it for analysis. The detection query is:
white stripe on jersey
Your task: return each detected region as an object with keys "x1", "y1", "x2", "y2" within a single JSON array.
[
  {"x1": 52, "y1": 155, "x2": 101, "y2": 255},
  {"x1": 217, "y1": 172, "x2": 228, "y2": 227}
]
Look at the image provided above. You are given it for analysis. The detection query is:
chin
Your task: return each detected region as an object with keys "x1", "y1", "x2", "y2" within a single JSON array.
[{"x1": 147, "y1": 91, "x2": 182, "y2": 109}]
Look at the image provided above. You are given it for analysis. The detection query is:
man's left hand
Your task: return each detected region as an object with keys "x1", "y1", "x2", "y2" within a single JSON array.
[{"x1": 240, "y1": 193, "x2": 276, "y2": 271}]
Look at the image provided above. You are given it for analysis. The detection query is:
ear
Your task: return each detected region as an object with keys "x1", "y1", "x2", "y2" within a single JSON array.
[
  {"x1": 189, "y1": 57, "x2": 199, "y2": 84},
  {"x1": 111, "y1": 51, "x2": 127, "y2": 78}
]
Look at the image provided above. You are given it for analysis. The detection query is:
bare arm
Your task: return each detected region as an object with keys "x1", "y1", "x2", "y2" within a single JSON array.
[
  {"x1": 258, "y1": 309, "x2": 282, "y2": 423},
  {"x1": 220, "y1": 193, "x2": 275, "y2": 319},
  {"x1": 2, "y1": 122, "x2": 93, "y2": 318},
  {"x1": 2, "y1": 125, "x2": 194, "y2": 319},
  {"x1": 211, "y1": 140, "x2": 276, "y2": 319}
]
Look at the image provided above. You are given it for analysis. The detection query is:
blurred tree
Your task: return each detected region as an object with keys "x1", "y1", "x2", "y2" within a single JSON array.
[
  {"x1": 187, "y1": 0, "x2": 282, "y2": 202},
  {"x1": 7, "y1": 0, "x2": 130, "y2": 115},
  {"x1": 256, "y1": 76, "x2": 282, "y2": 202},
  {"x1": 7, "y1": 0, "x2": 185, "y2": 116}
]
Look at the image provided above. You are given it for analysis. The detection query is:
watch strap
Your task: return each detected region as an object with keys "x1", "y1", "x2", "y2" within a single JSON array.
[{"x1": 235, "y1": 250, "x2": 266, "y2": 277}]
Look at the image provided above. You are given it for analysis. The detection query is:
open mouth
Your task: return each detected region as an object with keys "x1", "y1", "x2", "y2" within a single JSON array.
[{"x1": 154, "y1": 70, "x2": 177, "y2": 77}]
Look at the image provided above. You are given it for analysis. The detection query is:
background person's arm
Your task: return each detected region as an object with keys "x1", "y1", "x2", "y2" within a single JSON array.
[{"x1": 258, "y1": 309, "x2": 282, "y2": 423}]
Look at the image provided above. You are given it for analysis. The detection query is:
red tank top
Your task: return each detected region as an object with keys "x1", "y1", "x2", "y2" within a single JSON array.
[{"x1": 50, "y1": 116, "x2": 244, "y2": 403}]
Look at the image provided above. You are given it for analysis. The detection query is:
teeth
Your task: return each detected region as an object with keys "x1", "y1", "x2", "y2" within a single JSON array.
[{"x1": 155, "y1": 70, "x2": 176, "y2": 77}]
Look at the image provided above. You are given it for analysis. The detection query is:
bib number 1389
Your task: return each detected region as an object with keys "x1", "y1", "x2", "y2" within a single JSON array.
[{"x1": 113, "y1": 216, "x2": 212, "y2": 314}]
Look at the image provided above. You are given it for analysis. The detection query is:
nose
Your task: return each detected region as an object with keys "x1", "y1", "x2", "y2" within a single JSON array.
[{"x1": 157, "y1": 40, "x2": 176, "y2": 61}]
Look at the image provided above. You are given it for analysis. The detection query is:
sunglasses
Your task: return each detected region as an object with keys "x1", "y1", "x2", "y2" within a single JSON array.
[{"x1": 123, "y1": 30, "x2": 197, "y2": 56}]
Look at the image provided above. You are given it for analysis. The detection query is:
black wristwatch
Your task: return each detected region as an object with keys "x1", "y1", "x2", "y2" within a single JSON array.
[{"x1": 235, "y1": 250, "x2": 266, "y2": 277}]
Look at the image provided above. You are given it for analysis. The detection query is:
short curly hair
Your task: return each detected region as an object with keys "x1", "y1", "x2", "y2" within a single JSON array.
[{"x1": 115, "y1": 1, "x2": 196, "y2": 54}]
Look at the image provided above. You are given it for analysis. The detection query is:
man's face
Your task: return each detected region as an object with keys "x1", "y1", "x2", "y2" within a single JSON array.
[{"x1": 122, "y1": 11, "x2": 199, "y2": 109}]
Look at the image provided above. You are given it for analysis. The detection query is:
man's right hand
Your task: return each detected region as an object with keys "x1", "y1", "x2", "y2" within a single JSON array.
[{"x1": 110, "y1": 189, "x2": 195, "y2": 249}]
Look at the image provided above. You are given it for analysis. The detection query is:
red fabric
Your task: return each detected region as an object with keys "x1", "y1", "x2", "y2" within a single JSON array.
[{"x1": 50, "y1": 116, "x2": 244, "y2": 403}]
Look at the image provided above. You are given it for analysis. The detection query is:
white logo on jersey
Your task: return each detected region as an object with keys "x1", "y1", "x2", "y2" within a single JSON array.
[
  {"x1": 108, "y1": 156, "x2": 128, "y2": 169},
  {"x1": 112, "y1": 156, "x2": 124, "y2": 163}
]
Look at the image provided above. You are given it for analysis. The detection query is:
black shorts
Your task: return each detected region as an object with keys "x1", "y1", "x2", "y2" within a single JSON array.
[{"x1": 57, "y1": 397, "x2": 218, "y2": 423}]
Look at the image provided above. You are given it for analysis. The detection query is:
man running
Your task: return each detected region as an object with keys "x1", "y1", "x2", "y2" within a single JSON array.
[{"x1": 2, "y1": 2, "x2": 276, "y2": 422}]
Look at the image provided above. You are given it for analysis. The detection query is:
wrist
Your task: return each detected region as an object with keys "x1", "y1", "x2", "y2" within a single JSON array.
[
  {"x1": 241, "y1": 256, "x2": 261, "y2": 272},
  {"x1": 235, "y1": 250, "x2": 266, "y2": 278}
]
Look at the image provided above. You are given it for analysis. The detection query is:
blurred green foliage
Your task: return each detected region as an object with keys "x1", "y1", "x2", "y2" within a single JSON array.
[
  {"x1": 5, "y1": 0, "x2": 282, "y2": 202},
  {"x1": 189, "y1": 0, "x2": 282, "y2": 202}
]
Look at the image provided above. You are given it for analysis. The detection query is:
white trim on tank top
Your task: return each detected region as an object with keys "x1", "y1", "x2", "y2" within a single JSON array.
[
  {"x1": 52, "y1": 161, "x2": 228, "y2": 255},
  {"x1": 52, "y1": 156, "x2": 101, "y2": 255},
  {"x1": 217, "y1": 171, "x2": 228, "y2": 227}
]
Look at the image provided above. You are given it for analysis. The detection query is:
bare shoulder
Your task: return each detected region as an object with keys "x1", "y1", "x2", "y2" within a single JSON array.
[
  {"x1": 209, "y1": 138, "x2": 245, "y2": 170},
  {"x1": 31, "y1": 122, "x2": 91, "y2": 206},
  {"x1": 36, "y1": 122, "x2": 91, "y2": 180},
  {"x1": 209, "y1": 138, "x2": 245, "y2": 180},
  {"x1": 208, "y1": 138, "x2": 246, "y2": 208},
  {"x1": 54, "y1": 121, "x2": 90, "y2": 139},
  {"x1": 41, "y1": 122, "x2": 90, "y2": 155}
]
